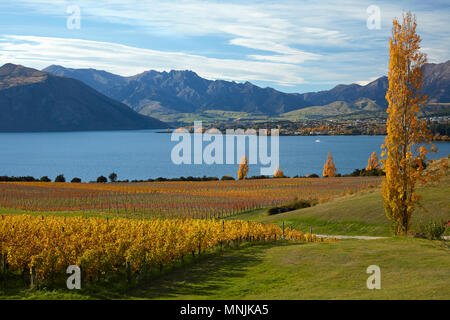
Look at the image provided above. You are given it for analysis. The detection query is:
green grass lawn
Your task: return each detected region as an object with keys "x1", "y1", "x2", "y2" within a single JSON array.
[
  {"x1": 2, "y1": 238, "x2": 449, "y2": 300},
  {"x1": 231, "y1": 177, "x2": 450, "y2": 237}
]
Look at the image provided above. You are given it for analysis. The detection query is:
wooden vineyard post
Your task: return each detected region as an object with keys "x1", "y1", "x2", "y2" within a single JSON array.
[
  {"x1": 126, "y1": 260, "x2": 131, "y2": 283},
  {"x1": 30, "y1": 265, "x2": 36, "y2": 289},
  {"x1": 220, "y1": 220, "x2": 225, "y2": 252},
  {"x1": 2, "y1": 252, "x2": 7, "y2": 287},
  {"x1": 79, "y1": 265, "x2": 84, "y2": 289}
]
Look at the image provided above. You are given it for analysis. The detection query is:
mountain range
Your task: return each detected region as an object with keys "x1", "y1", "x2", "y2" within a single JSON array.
[
  {"x1": 0, "y1": 64, "x2": 166, "y2": 132},
  {"x1": 44, "y1": 60, "x2": 450, "y2": 121},
  {"x1": 0, "y1": 61, "x2": 448, "y2": 132}
]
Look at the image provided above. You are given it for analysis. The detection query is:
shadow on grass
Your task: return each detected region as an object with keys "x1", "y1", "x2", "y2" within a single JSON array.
[
  {"x1": 127, "y1": 241, "x2": 300, "y2": 299},
  {"x1": 0, "y1": 241, "x2": 301, "y2": 300}
]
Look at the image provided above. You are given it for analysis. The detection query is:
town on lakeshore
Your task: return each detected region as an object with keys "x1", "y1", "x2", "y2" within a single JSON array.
[{"x1": 160, "y1": 116, "x2": 450, "y2": 140}]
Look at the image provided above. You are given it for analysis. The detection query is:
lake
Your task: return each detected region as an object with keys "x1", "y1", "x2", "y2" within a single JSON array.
[{"x1": 0, "y1": 130, "x2": 448, "y2": 181}]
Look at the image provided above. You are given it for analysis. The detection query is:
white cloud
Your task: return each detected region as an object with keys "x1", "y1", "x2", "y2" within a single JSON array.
[
  {"x1": 355, "y1": 76, "x2": 380, "y2": 86},
  {"x1": 229, "y1": 38, "x2": 321, "y2": 64},
  {"x1": 8, "y1": 0, "x2": 347, "y2": 62},
  {"x1": 0, "y1": 35, "x2": 306, "y2": 86},
  {"x1": 1, "y1": 0, "x2": 449, "y2": 91}
]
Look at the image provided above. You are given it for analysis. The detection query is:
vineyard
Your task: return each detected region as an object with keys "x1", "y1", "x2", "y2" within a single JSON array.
[
  {"x1": 0, "y1": 215, "x2": 334, "y2": 286},
  {"x1": 0, "y1": 177, "x2": 381, "y2": 218},
  {"x1": 0, "y1": 177, "x2": 376, "y2": 289}
]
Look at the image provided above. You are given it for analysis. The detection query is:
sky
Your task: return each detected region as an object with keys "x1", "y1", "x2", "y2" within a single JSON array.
[{"x1": 0, "y1": 0, "x2": 449, "y2": 93}]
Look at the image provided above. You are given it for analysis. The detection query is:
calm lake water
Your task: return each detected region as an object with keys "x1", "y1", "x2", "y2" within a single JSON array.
[{"x1": 0, "y1": 130, "x2": 448, "y2": 181}]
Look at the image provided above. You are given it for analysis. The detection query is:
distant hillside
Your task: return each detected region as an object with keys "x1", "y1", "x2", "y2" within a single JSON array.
[
  {"x1": 281, "y1": 99, "x2": 385, "y2": 119},
  {"x1": 300, "y1": 78, "x2": 388, "y2": 109},
  {"x1": 44, "y1": 61, "x2": 450, "y2": 120},
  {"x1": 299, "y1": 61, "x2": 450, "y2": 108},
  {"x1": 0, "y1": 64, "x2": 166, "y2": 132}
]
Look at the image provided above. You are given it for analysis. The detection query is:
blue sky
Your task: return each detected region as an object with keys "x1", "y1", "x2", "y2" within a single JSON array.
[{"x1": 0, "y1": 0, "x2": 449, "y2": 93}]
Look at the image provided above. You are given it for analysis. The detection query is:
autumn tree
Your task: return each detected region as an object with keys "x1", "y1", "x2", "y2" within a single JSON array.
[
  {"x1": 366, "y1": 152, "x2": 381, "y2": 171},
  {"x1": 381, "y1": 12, "x2": 436, "y2": 235},
  {"x1": 109, "y1": 172, "x2": 118, "y2": 182},
  {"x1": 273, "y1": 165, "x2": 284, "y2": 178},
  {"x1": 237, "y1": 155, "x2": 249, "y2": 180},
  {"x1": 54, "y1": 174, "x2": 66, "y2": 183},
  {"x1": 97, "y1": 176, "x2": 107, "y2": 183},
  {"x1": 322, "y1": 152, "x2": 337, "y2": 177}
]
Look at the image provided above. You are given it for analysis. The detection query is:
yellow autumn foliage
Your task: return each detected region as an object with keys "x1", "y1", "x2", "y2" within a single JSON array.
[
  {"x1": 237, "y1": 155, "x2": 249, "y2": 180},
  {"x1": 382, "y1": 12, "x2": 436, "y2": 235},
  {"x1": 0, "y1": 215, "x2": 334, "y2": 282},
  {"x1": 322, "y1": 152, "x2": 337, "y2": 177},
  {"x1": 273, "y1": 165, "x2": 284, "y2": 178},
  {"x1": 366, "y1": 152, "x2": 381, "y2": 171}
]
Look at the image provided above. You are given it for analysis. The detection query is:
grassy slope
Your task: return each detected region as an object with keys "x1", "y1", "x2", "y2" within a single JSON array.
[
  {"x1": 279, "y1": 100, "x2": 383, "y2": 120},
  {"x1": 231, "y1": 174, "x2": 450, "y2": 237},
  {"x1": 2, "y1": 238, "x2": 449, "y2": 300},
  {"x1": 129, "y1": 238, "x2": 450, "y2": 300},
  {"x1": 154, "y1": 110, "x2": 270, "y2": 124}
]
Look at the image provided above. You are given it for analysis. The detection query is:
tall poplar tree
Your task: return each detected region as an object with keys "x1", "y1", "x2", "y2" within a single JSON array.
[
  {"x1": 366, "y1": 152, "x2": 381, "y2": 171},
  {"x1": 274, "y1": 165, "x2": 284, "y2": 178},
  {"x1": 381, "y1": 12, "x2": 435, "y2": 235},
  {"x1": 238, "y1": 155, "x2": 249, "y2": 180},
  {"x1": 322, "y1": 152, "x2": 337, "y2": 177}
]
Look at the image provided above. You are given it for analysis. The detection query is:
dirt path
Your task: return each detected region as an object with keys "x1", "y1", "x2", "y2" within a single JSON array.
[
  {"x1": 316, "y1": 235, "x2": 449, "y2": 240},
  {"x1": 315, "y1": 234, "x2": 387, "y2": 240}
]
